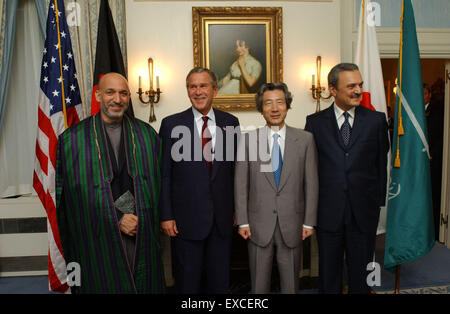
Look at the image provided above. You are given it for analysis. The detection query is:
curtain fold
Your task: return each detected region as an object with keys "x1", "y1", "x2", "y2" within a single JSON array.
[
  {"x1": 0, "y1": 0, "x2": 42, "y2": 197},
  {"x1": 0, "y1": 0, "x2": 19, "y2": 135},
  {"x1": 34, "y1": 0, "x2": 47, "y2": 39}
]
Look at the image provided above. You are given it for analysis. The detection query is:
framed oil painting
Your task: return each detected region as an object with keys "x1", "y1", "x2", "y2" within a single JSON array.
[{"x1": 192, "y1": 7, "x2": 283, "y2": 111}]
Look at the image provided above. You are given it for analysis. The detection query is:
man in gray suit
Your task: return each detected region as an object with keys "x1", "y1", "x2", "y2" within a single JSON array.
[{"x1": 234, "y1": 82, "x2": 319, "y2": 293}]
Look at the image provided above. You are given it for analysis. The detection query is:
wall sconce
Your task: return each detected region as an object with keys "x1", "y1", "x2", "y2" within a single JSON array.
[
  {"x1": 311, "y1": 56, "x2": 331, "y2": 112},
  {"x1": 137, "y1": 57, "x2": 162, "y2": 122}
]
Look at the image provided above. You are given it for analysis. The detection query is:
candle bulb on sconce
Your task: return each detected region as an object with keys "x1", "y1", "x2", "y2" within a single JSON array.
[
  {"x1": 137, "y1": 57, "x2": 162, "y2": 123},
  {"x1": 148, "y1": 58, "x2": 153, "y2": 91},
  {"x1": 310, "y1": 55, "x2": 331, "y2": 112}
]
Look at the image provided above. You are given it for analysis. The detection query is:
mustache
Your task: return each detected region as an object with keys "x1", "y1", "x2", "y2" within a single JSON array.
[
  {"x1": 351, "y1": 93, "x2": 362, "y2": 98},
  {"x1": 106, "y1": 101, "x2": 126, "y2": 107}
]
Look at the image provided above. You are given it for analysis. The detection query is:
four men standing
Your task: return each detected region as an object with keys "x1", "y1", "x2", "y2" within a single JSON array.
[{"x1": 55, "y1": 64, "x2": 389, "y2": 294}]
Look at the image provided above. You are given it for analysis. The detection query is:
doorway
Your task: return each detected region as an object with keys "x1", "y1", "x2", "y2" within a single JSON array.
[{"x1": 381, "y1": 58, "x2": 449, "y2": 244}]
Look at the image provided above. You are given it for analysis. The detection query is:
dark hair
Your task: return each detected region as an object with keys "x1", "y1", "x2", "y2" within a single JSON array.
[
  {"x1": 328, "y1": 63, "x2": 359, "y2": 89},
  {"x1": 255, "y1": 82, "x2": 293, "y2": 112},
  {"x1": 185, "y1": 67, "x2": 218, "y2": 89},
  {"x1": 423, "y1": 83, "x2": 431, "y2": 94}
]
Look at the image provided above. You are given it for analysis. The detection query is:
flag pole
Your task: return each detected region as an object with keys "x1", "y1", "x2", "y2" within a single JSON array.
[
  {"x1": 394, "y1": 265, "x2": 401, "y2": 294},
  {"x1": 54, "y1": 0, "x2": 68, "y2": 129},
  {"x1": 394, "y1": 0, "x2": 406, "y2": 168}
]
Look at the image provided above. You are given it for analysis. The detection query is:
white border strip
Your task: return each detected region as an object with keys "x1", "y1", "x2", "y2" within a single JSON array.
[{"x1": 398, "y1": 90, "x2": 431, "y2": 159}]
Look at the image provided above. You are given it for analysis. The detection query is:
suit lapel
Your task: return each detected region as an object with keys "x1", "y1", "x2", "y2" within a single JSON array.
[
  {"x1": 184, "y1": 107, "x2": 197, "y2": 143},
  {"x1": 325, "y1": 104, "x2": 346, "y2": 150},
  {"x1": 348, "y1": 105, "x2": 365, "y2": 149},
  {"x1": 259, "y1": 127, "x2": 277, "y2": 191},
  {"x1": 183, "y1": 108, "x2": 203, "y2": 167},
  {"x1": 210, "y1": 109, "x2": 222, "y2": 181},
  {"x1": 277, "y1": 126, "x2": 296, "y2": 191}
]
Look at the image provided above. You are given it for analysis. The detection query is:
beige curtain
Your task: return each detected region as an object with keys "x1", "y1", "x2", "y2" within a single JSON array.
[
  {"x1": 40, "y1": 0, "x2": 128, "y2": 117},
  {"x1": 0, "y1": 1, "x2": 5, "y2": 76}
]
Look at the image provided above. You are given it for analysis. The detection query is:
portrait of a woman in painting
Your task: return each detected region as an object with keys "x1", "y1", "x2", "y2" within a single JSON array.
[{"x1": 217, "y1": 40, "x2": 263, "y2": 95}]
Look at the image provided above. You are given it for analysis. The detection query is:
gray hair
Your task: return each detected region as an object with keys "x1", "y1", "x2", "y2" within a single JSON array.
[
  {"x1": 255, "y1": 82, "x2": 293, "y2": 112},
  {"x1": 328, "y1": 63, "x2": 359, "y2": 89},
  {"x1": 185, "y1": 67, "x2": 218, "y2": 89}
]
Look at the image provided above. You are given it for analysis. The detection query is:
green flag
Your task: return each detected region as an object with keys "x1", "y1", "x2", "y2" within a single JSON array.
[{"x1": 384, "y1": 0, "x2": 435, "y2": 272}]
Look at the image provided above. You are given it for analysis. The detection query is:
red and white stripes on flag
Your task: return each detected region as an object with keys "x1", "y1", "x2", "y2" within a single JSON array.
[
  {"x1": 354, "y1": 0, "x2": 390, "y2": 235},
  {"x1": 355, "y1": 0, "x2": 387, "y2": 115},
  {"x1": 33, "y1": 0, "x2": 83, "y2": 293}
]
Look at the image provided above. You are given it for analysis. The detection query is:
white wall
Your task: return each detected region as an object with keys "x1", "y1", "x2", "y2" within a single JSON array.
[{"x1": 126, "y1": 1, "x2": 340, "y2": 131}]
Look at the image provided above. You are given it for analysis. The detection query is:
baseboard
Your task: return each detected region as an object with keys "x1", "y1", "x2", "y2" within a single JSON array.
[{"x1": 0, "y1": 270, "x2": 48, "y2": 277}]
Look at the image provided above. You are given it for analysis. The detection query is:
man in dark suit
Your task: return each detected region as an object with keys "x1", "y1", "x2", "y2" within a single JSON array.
[
  {"x1": 424, "y1": 83, "x2": 444, "y2": 241},
  {"x1": 159, "y1": 67, "x2": 240, "y2": 293},
  {"x1": 305, "y1": 63, "x2": 389, "y2": 294}
]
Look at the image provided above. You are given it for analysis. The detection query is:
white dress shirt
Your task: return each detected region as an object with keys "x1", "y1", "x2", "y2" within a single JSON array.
[
  {"x1": 240, "y1": 124, "x2": 312, "y2": 230},
  {"x1": 192, "y1": 107, "x2": 216, "y2": 159},
  {"x1": 334, "y1": 104, "x2": 355, "y2": 129},
  {"x1": 267, "y1": 125, "x2": 286, "y2": 159}
]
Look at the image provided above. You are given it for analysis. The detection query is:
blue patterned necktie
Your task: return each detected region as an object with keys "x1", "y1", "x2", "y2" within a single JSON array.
[
  {"x1": 272, "y1": 133, "x2": 283, "y2": 188},
  {"x1": 341, "y1": 111, "x2": 351, "y2": 146}
]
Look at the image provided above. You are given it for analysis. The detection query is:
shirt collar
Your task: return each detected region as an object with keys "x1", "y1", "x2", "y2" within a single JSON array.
[
  {"x1": 334, "y1": 103, "x2": 355, "y2": 119},
  {"x1": 267, "y1": 124, "x2": 286, "y2": 140},
  {"x1": 192, "y1": 106, "x2": 215, "y2": 123}
]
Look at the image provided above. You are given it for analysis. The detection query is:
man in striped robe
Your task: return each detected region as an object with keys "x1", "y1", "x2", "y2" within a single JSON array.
[{"x1": 55, "y1": 73, "x2": 164, "y2": 293}]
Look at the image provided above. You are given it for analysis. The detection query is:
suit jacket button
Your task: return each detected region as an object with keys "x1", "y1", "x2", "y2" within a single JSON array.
[{"x1": 345, "y1": 153, "x2": 349, "y2": 157}]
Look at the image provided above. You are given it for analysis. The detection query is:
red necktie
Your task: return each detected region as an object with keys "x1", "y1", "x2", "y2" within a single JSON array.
[{"x1": 201, "y1": 116, "x2": 212, "y2": 174}]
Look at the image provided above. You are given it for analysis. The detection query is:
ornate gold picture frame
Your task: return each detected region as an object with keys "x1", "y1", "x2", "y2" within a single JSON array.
[{"x1": 192, "y1": 7, "x2": 283, "y2": 111}]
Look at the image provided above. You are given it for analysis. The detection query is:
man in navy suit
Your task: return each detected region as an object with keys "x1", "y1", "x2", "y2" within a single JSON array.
[
  {"x1": 305, "y1": 63, "x2": 389, "y2": 294},
  {"x1": 159, "y1": 67, "x2": 240, "y2": 293}
]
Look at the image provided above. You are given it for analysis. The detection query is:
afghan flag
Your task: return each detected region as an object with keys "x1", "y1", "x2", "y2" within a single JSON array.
[
  {"x1": 354, "y1": 0, "x2": 390, "y2": 235},
  {"x1": 90, "y1": 0, "x2": 134, "y2": 117},
  {"x1": 384, "y1": 0, "x2": 435, "y2": 272}
]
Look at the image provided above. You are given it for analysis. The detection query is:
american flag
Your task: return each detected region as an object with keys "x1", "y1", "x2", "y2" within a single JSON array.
[{"x1": 33, "y1": 0, "x2": 83, "y2": 293}]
